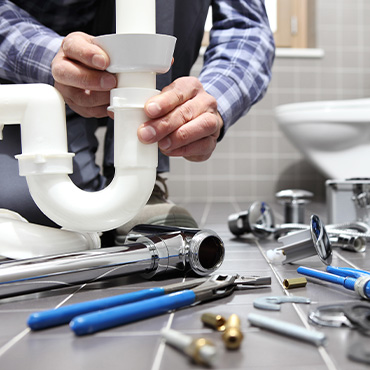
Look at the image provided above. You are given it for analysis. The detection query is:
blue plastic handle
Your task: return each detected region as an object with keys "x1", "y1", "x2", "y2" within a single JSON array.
[
  {"x1": 326, "y1": 266, "x2": 370, "y2": 278},
  {"x1": 27, "y1": 287, "x2": 165, "y2": 330},
  {"x1": 297, "y1": 266, "x2": 356, "y2": 290},
  {"x1": 70, "y1": 289, "x2": 197, "y2": 336}
]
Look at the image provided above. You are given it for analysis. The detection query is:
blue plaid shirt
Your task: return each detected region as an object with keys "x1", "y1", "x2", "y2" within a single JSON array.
[{"x1": 0, "y1": 0, "x2": 274, "y2": 131}]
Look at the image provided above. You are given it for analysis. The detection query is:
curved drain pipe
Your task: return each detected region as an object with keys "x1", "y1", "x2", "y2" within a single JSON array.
[
  {"x1": 0, "y1": 83, "x2": 157, "y2": 233},
  {"x1": 0, "y1": 0, "x2": 176, "y2": 233},
  {"x1": 0, "y1": 226, "x2": 225, "y2": 299},
  {"x1": 0, "y1": 209, "x2": 100, "y2": 259}
]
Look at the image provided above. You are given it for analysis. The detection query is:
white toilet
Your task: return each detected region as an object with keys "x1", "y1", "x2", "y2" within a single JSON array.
[{"x1": 275, "y1": 98, "x2": 370, "y2": 179}]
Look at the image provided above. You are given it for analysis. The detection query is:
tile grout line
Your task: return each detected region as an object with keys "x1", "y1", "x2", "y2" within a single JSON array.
[
  {"x1": 0, "y1": 328, "x2": 30, "y2": 358},
  {"x1": 333, "y1": 251, "x2": 361, "y2": 269},
  {"x1": 150, "y1": 313, "x2": 175, "y2": 370},
  {"x1": 151, "y1": 274, "x2": 188, "y2": 370},
  {"x1": 55, "y1": 284, "x2": 87, "y2": 309},
  {"x1": 0, "y1": 284, "x2": 86, "y2": 358},
  {"x1": 254, "y1": 240, "x2": 338, "y2": 370}
]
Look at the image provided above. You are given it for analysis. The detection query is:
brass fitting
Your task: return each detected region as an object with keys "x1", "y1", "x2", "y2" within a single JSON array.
[
  {"x1": 161, "y1": 328, "x2": 217, "y2": 367},
  {"x1": 222, "y1": 314, "x2": 244, "y2": 350},
  {"x1": 187, "y1": 337, "x2": 217, "y2": 366},
  {"x1": 201, "y1": 312, "x2": 226, "y2": 332},
  {"x1": 283, "y1": 277, "x2": 307, "y2": 289}
]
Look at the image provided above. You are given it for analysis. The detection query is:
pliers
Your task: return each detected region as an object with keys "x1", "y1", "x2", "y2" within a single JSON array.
[{"x1": 28, "y1": 274, "x2": 271, "y2": 335}]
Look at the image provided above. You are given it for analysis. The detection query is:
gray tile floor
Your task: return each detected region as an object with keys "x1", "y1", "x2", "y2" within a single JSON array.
[{"x1": 0, "y1": 201, "x2": 370, "y2": 370}]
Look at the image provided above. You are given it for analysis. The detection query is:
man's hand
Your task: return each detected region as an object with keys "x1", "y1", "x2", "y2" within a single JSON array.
[
  {"x1": 52, "y1": 32, "x2": 117, "y2": 118},
  {"x1": 139, "y1": 76, "x2": 223, "y2": 162}
]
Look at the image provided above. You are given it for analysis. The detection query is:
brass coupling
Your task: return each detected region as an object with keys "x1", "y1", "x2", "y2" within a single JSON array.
[
  {"x1": 283, "y1": 277, "x2": 307, "y2": 289},
  {"x1": 222, "y1": 314, "x2": 244, "y2": 350},
  {"x1": 201, "y1": 312, "x2": 227, "y2": 332},
  {"x1": 201, "y1": 312, "x2": 244, "y2": 350},
  {"x1": 187, "y1": 337, "x2": 217, "y2": 366}
]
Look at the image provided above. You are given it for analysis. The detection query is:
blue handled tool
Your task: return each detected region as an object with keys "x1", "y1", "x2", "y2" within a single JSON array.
[
  {"x1": 27, "y1": 278, "x2": 208, "y2": 330},
  {"x1": 69, "y1": 274, "x2": 271, "y2": 335},
  {"x1": 27, "y1": 274, "x2": 270, "y2": 335},
  {"x1": 70, "y1": 289, "x2": 197, "y2": 335},
  {"x1": 297, "y1": 265, "x2": 370, "y2": 300}
]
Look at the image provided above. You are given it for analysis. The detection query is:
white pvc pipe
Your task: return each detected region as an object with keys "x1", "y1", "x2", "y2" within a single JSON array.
[
  {"x1": 0, "y1": 1, "x2": 163, "y2": 234},
  {"x1": 115, "y1": 0, "x2": 156, "y2": 89},
  {"x1": 0, "y1": 209, "x2": 100, "y2": 259},
  {"x1": 116, "y1": 0, "x2": 155, "y2": 34},
  {"x1": 0, "y1": 83, "x2": 157, "y2": 232}
]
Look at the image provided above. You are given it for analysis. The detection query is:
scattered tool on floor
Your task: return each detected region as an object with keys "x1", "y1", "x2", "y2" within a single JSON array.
[
  {"x1": 247, "y1": 313, "x2": 326, "y2": 347},
  {"x1": 342, "y1": 301, "x2": 370, "y2": 334},
  {"x1": 228, "y1": 201, "x2": 275, "y2": 239},
  {"x1": 222, "y1": 314, "x2": 244, "y2": 350},
  {"x1": 308, "y1": 301, "x2": 370, "y2": 333},
  {"x1": 69, "y1": 274, "x2": 271, "y2": 336},
  {"x1": 275, "y1": 189, "x2": 313, "y2": 224},
  {"x1": 28, "y1": 278, "x2": 208, "y2": 330},
  {"x1": 0, "y1": 225, "x2": 225, "y2": 299},
  {"x1": 201, "y1": 312, "x2": 227, "y2": 332},
  {"x1": 308, "y1": 304, "x2": 354, "y2": 328},
  {"x1": 283, "y1": 277, "x2": 307, "y2": 289},
  {"x1": 28, "y1": 274, "x2": 271, "y2": 335},
  {"x1": 253, "y1": 296, "x2": 311, "y2": 311},
  {"x1": 268, "y1": 215, "x2": 332, "y2": 265},
  {"x1": 161, "y1": 328, "x2": 218, "y2": 368},
  {"x1": 297, "y1": 265, "x2": 370, "y2": 300}
]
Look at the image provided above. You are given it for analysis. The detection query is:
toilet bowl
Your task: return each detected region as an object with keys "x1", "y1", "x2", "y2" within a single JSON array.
[{"x1": 275, "y1": 98, "x2": 370, "y2": 179}]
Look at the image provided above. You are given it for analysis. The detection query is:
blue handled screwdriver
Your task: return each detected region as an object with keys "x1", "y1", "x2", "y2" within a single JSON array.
[{"x1": 297, "y1": 265, "x2": 370, "y2": 300}]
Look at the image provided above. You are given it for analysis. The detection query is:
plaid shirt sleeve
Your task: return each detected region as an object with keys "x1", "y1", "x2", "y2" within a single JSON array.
[
  {"x1": 0, "y1": 1, "x2": 63, "y2": 85},
  {"x1": 199, "y1": 0, "x2": 275, "y2": 136}
]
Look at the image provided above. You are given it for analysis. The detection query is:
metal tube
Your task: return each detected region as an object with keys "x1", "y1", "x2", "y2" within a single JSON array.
[
  {"x1": 227, "y1": 202, "x2": 275, "y2": 239},
  {"x1": 283, "y1": 277, "x2": 307, "y2": 289},
  {"x1": 329, "y1": 234, "x2": 366, "y2": 253},
  {"x1": 276, "y1": 215, "x2": 332, "y2": 265},
  {"x1": 0, "y1": 227, "x2": 225, "y2": 299},
  {"x1": 247, "y1": 313, "x2": 326, "y2": 347},
  {"x1": 125, "y1": 225, "x2": 225, "y2": 276}
]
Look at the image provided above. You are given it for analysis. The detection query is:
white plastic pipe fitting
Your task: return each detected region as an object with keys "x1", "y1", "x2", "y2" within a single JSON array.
[
  {"x1": 0, "y1": 0, "x2": 176, "y2": 235},
  {"x1": 0, "y1": 209, "x2": 100, "y2": 259},
  {"x1": 0, "y1": 82, "x2": 157, "y2": 233}
]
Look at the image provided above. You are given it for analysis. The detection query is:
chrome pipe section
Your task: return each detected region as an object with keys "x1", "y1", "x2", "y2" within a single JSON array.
[
  {"x1": 0, "y1": 226, "x2": 224, "y2": 299},
  {"x1": 329, "y1": 234, "x2": 366, "y2": 253},
  {"x1": 125, "y1": 224, "x2": 225, "y2": 277},
  {"x1": 275, "y1": 189, "x2": 313, "y2": 224},
  {"x1": 228, "y1": 202, "x2": 275, "y2": 239},
  {"x1": 269, "y1": 215, "x2": 332, "y2": 265}
]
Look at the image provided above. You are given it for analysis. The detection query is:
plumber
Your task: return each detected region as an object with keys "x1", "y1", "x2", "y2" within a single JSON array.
[{"x1": 0, "y1": 0, "x2": 274, "y2": 242}]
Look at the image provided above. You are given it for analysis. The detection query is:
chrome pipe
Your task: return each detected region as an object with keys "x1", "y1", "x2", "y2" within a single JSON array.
[
  {"x1": 125, "y1": 224, "x2": 225, "y2": 277},
  {"x1": 329, "y1": 234, "x2": 366, "y2": 253},
  {"x1": 0, "y1": 226, "x2": 225, "y2": 299},
  {"x1": 228, "y1": 202, "x2": 275, "y2": 239},
  {"x1": 275, "y1": 215, "x2": 332, "y2": 265}
]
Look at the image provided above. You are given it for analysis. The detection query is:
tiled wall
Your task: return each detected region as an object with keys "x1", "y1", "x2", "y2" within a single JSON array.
[{"x1": 166, "y1": 0, "x2": 370, "y2": 204}]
